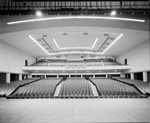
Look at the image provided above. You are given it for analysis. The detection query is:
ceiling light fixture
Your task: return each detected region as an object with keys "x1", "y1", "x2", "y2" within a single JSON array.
[
  {"x1": 7, "y1": 16, "x2": 145, "y2": 25},
  {"x1": 102, "y1": 33, "x2": 124, "y2": 54},
  {"x1": 53, "y1": 38, "x2": 98, "y2": 50},
  {"x1": 28, "y1": 35, "x2": 50, "y2": 55},
  {"x1": 110, "y1": 10, "x2": 117, "y2": 16},
  {"x1": 36, "y1": 11, "x2": 42, "y2": 16}
]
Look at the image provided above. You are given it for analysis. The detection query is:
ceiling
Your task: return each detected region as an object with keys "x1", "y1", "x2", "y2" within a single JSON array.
[{"x1": 0, "y1": 15, "x2": 149, "y2": 58}]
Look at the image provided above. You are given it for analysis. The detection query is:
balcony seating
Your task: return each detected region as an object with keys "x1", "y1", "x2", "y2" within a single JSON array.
[
  {"x1": 91, "y1": 78, "x2": 142, "y2": 98},
  {"x1": 67, "y1": 62, "x2": 84, "y2": 66},
  {"x1": 11, "y1": 78, "x2": 61, "y2": 98},
  {"x1": 104, "y1": 61, "x2": 121, "y2": 66},
  {"x1": 48, "y1": 62, "x2": 66, "y2": 67},
  {"x1": 0, "y1": 79, "x2": 37, "y2": 97},
  {"x1": 86, "y1": 62, "x2": 104, "y2": 66},
  {"x1": 116, "y1": 78, "x2": 150, "y2": 94},
  {"x1": 59, "y1": 79, "x2": 93, "y2": 97},
  {"x1": 32, "y1": 62, "x2": 48, "y2": 66}
]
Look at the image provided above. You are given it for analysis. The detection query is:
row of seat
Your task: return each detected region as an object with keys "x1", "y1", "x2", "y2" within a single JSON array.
[
  {"x1": 2, "y1": 78, "x2": 148, "y2": 99},
  {"x1": 104, "y1": 61, "x2": 121, "y2": 66},
  {"x1": 7, "y1": 95, "x2": 148, "y2": 99},
  {"x1": 31, "y1": 61, "x2": 122, "y2": 67},
  {"x1": 115, "y1": 78, "x2": 150, "y2": 94},
  {"x1": 0, "y1": 79, "x2": 37, "y2": 97},
  {"x1": 59, "y1": 79, "x2": 93, "y2": 96},
  {"x1": 11, "y1": 79, "x2": 61, "y2": 97},
  {"x1": 91, "y1": 78, "x2": 142, "y2": 96}
]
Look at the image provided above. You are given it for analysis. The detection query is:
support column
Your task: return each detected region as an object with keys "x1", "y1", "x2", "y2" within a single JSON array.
[
  {"x1": 44, "y1": 74, "x2": 46, "y2": 79},
  {"x1": 121, "y1": 73, "x2": 125, "y2": 78},
  {"x1": 19, "y1": 74, "x2": 22, "y2": 81},
  {"x1": 57, "y1": 74, "x2": 59, "y2": 78},
  {"x1": 81, "y1": 74, "x2": 83, "y2": 78},
  {"x1": 131, "y1": 73, "x2": 134, "y2": 80},
  {"x1": 23, "y1": 75, "x2": 26, "y2": 80},
  {"x1": 93, "y1": 73, "x2": 95, "y2": 78},
  {"x1": 143, "y1": 71, "x2": 147, "y2": 82},
  {"x1": 6, "y1": 73, "x2": 10, "y2": 83},
  {"x1": 28, "y1": 74, "x2": 32, "y2": 79},
  {"x1": 69, "y1": 73, "x2": 71, "y2": 78},
  {"x1": 106, "y1": 73, "x2": 108, "y2": 78}
]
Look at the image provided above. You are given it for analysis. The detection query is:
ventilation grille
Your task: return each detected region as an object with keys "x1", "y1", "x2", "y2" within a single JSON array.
[
  {"x1": 110, "y1": 37, "x2": 115, "y2": 40},
  {"x1": 63, "y1": 33, "x2": 68, "y2": 35},
  {"x1": 37, "y1": 39, "x2": 42, "y2": 41},
  {"x1": 104, "y1": 34, "x2": 109, "y2": 36},
  {"x1": 83, "y1": 32, "x2": 88, "y2": 35},
  {"x1": 43, "y1": 35, "x2": 47, "y2": 37}
]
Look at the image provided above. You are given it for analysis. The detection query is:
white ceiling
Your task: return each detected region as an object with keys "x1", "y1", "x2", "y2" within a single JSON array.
[{"x1": 0, "y1": 15, "x2": 149, "y2": 58}]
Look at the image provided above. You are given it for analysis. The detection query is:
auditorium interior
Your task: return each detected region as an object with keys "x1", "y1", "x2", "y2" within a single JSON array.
[{"x1": 0, "y1": 0, "x2": 150, "y2": 123}]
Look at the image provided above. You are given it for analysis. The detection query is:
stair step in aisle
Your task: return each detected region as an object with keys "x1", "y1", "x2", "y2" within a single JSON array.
[
  {"x1": 54, "y1": 83, "x2": 62, "y2": 96},
  {"x1": 89, "y1": 81, "x2": 99, "y2": 96}
]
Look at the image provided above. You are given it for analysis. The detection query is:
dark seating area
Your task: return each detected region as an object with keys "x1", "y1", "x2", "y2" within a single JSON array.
[
  {"x1": 59, "y1": 78, "x2": 94, "y2": 97},
  {"x1": 115, "y1": 78, "x2": 150, "y2": 94},
  {"x1": 2, "y1": 78, "x2": 148, "y2": 99},
  {"x1": 104, "y1": 61, "x2": 121, "y2": 66},
  {"x1": 90, "y1": 78, "x2": 146, "y2": 98},
  {"x1": 9, "y1": 78, "x2": 61, "y2": 98},
  {"x1": 0, "y1": 79, "x2": 38, "y2": 97}
]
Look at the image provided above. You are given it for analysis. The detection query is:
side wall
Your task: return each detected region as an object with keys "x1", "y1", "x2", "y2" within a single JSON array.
[
  {"x1": 0, "y1": 40, "x2": 35, "y2": 74},
  {"x1": 117, "y1": 40, "x2": 150, "y2": 73}
]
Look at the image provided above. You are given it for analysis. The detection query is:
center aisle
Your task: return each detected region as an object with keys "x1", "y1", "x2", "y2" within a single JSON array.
[
  {"x1": 54, "y1": 83, "x2": 62, "y2": 96},
  {"x1": 89, "y1": 81, "x2": 99, "y2": 96}
]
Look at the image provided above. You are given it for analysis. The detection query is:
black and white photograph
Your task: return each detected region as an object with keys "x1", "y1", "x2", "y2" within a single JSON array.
[{"x1": 0, "y1": 0, "x2": 150, "y2": 123}]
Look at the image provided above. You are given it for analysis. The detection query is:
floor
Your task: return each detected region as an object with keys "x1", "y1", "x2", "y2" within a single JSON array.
[{"x1": 0, "y1": 98, "x2": 150, "y2": 123}]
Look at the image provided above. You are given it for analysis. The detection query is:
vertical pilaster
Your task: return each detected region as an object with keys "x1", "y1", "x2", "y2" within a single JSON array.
[
  {"x1": 93, "y1": 73, "x2": 95, "y2": 78},
  {"x1": 19, "y1": 74, "x2": 22, "y2": 81},
  {"x1": 6, "y1": 73, "x2": 10, "y2": 83},
  {"x1": 106, "y1": 73, "x2": 108, "y2": 78},
  {"x1": 131, "y1": 73, "x2": 134, "y2": 80},
  {"x1": 81, "y1": 74, "x2": 83, "y2": 78},
  {"x1": 28, "y1": 74, "x2": 32, "y2": 79},
  {"x1": 69, "y1": 73, "x2": 71, "y2": 78},
  {"x1": 121, "y1": 73, "x2": 125, "y2": 78},
  {"x1": 143, "y1": 71, "x2": 148, "y2": 82}
]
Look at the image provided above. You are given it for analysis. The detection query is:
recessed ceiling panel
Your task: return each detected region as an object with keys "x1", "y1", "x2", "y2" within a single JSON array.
[
  {"x1": 54, "y1": 37, "x2": 94, "y2": 48},
  {"x1": 31, "y1": 31, "x2": 123, "y2": 54}
]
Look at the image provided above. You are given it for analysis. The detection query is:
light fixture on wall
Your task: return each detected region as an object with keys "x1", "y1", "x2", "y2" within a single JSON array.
[
  {"x1": 110, "y1": 10, "x2": 117, "y2": 16},
  {"x1": 36, "y1": 11, "x2": 42, "y2": 16}
]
